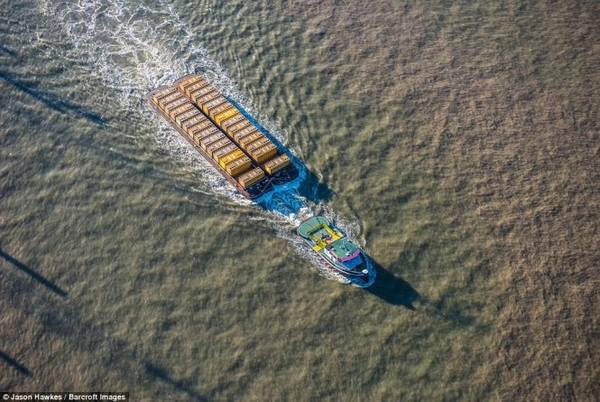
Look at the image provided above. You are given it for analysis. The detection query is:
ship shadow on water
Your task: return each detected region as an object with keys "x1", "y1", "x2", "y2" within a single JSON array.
[
  {"x1": 0, "y1": 248, "x2": 68, "y2": 299},
  {"x1": 0, "y1": 70, "x2": 107, "y2": 127},
  {"x1": 366, "y1": 259, "x2": 420, "y2": 310},
  {"x1": 144, "y1": 362, "x2": 207, "y2": 402},
  {"x1": 0, "y1": 350, "x2": 32, "y2": 377}
]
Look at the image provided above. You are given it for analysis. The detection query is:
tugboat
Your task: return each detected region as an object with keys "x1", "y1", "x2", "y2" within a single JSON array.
[{"x1": 298, "y1": 216, "x2": 374, "y2": 286}]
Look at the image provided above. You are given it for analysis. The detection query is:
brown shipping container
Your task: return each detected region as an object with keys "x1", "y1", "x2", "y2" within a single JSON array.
[
  {"x1": 212, "y1": 144, "x2": 239, "y2": 162},
  {"x1": 201, "y1": 96, "x2": 227, "y2": 114},
  {"x1": 239, "y1": 132, "x2": 264, "y2": 147},
  {"x1": 175, "y1": 109, "x2": 201, "y2": 126},
  {"x1": 232, "y1": 127, "x2": 257, "y2": 142},
  {"x1": 207, "y1": 102, "x2": 233, "y2": 119},
  {"x1": 181, "y1": 114, "x2": 207, "y2": 131},
  {"x1": 205, "y1": 137, "x2": 233, "y2": 156},
  {"x1": 152, "y1": 87, "x2": 179, "y2": 104},
  {"x1": 199, "y1": 132, "x2": 225, "y2": 150},
  {"x1": 238, "y1": 168, "x2": 265, "y2": 188},
  {"x1": 178, "y1": 76, "x2": 201, "y2": 93},
  {"x1": 193, "y1": 91, "x2": 220, "y2": 107},
  {"x1": 225, "y1": 156, "x2": 252, "y2": 176},
  {"x1": 189, "y1": 85, "x2": 215, "y2": 102},
  {"x1": 251, "y1": 144, "x2": 277, "y2": 163},
  {"x1": 263, "y1": 154, "x2": 290, "y2": 175},
  {"x1": 181, "y1": 79, "x2": 208, "y2": 96},
  {"x1": 158, "y1": 92, "x2": 185, "y2": 110},
  {"x1": 227, "y1": 119, "x2": 252, "y2": 135},
  {"x1": 169, "y1": 103, "x2": 194, "y2": 119},
  {"x1": 162, "y1": 97, "x2": 188, "y2": 114},
  {"x1": 187, "y1": 120, "x2": 214, "y2": 137},
  {"x1": 245, "y1": 137, "x2": 271, "y2": 153},
  {"x1": 193, "y1": 126, "x2": 219, "y2": 143}
]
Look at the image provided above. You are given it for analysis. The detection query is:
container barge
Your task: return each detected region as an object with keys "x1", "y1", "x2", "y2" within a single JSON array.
[
  {"x1": 148, "y1": 74, "x2": 297, "y2": 198},
  {"x1": 148, "y1": 75, "x2": 375, "y2": 287}
]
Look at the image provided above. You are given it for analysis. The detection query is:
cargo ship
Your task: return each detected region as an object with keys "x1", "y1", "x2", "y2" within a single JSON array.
[
  {"x1": 148, "y1": 74, "x2": 297, "y2": 198},
  {"x1": 298, "y1": 216, "x2": 374, "y2": 286},
  {"x1": 149, "y1": 75, "x2": 375, "y2": 286}
]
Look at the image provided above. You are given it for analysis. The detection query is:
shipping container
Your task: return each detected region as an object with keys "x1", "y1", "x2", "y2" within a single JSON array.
[
  {"x1": 245, "y1": 136, "x2": 271, "y2": 153},
  {"x1": 239, "y1": 132, "x2": 264, "y2": 147},
  {"x1": 224, "y1": 156, "x2": 252, "y2": 176},
  {"x1": 263, "y1": 154, "x2": 290, "y2": 175},
  {"x1": 232, "y1": 126, "x2": 258, "y2": 142},
  {"x1": 152, "y1": 87, "x2": 179, "y2": 104},
  {"x1": 250, "y1": 143, "x2": 277, "y2": 163},
  {"x1": 175, "y1": 108, "x2": 201, "y2": 126},
  {"x1": 199, "y1": 132, "x2": 226, "y2": 150},
  {"x1": 226, "y1": 119, "x2": 252, "y2": 136},
  {"x1": 205, "y1": 137, "x2": 233, "y2": 156},
  {"x1": 187, "y1": 121, "x2": 214, "y2": 138},
  {"x1": 193, "y1": 126, "x2": 220, "y2": 143},
  {"x1": 214, "y1": 107, "x2": 240, "y2": 126},
  {"x1": 157, "y1": 91, "x2": 185, "y2": 110},
  {"x1": 237, "y1": 167, "x2": 265, "y2": 188},
  {"x1": 168, "y1": 102, "x2": 194, "y2": 119},
  {"x1": 177, "y1": 75, "x2": 202, "y2": 93},
  {"x1": 201, "y1": 96, "x2": 227, "y2": 114},
  {"x1": 181, "y1": 114, "x2": 208, "y2": 131},
  {"x1": 192, "y1": 90, "x2": 220, "y2": 106},
  {"x1": 162, "y1": 97, "x2": 189, "y2": 114},
  {"x1": 212, "y1": 144, "x2": 239, "y2": 162},
  {"x1": 207, "y1": 102, "x2": 233, "y2": 119},
  {"x1": 220, "y1": 113, "x2": 244, "y2": 130},
  {"x1": 189, "y1": 84, "x2": 215, "y2": 101}
]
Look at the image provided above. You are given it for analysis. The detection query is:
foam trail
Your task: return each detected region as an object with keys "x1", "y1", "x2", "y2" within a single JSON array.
[{"x1": 40, "y1": 0, "x2": 363, "y2": 284}]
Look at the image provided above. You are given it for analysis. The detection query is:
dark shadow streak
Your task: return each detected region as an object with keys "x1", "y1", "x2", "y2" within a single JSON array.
[
  {"x1": 0, "y1": 70, "x2": 108, "y2": 127},
  {"x1": 144, "y1": 362, "x2": 207, "y2": 402},
  {"x1": 365, "y1": 259, "x2": 420, "y2": 309},
  {"x1": 0, "y1": 351, "x2": 32, "y2": 377},
  {"x1": 0, "y1": 249, "x2": 68, "y2": 299}
]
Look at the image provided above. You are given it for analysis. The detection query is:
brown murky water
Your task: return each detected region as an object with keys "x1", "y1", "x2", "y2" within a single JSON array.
[{"x1": 1, "y1": 0, "x2": 598, "y2": 400}]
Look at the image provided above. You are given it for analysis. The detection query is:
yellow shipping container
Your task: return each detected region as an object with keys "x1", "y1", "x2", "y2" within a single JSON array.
[
  {"x1": 263, "y1": 154, "x2": 290, "y2": 175},
  {"x1": 214, "y1": 107, "x2": 239, "y2": 126},
  {"x1": 213, "y1": 144, "x2": 239, "y2": 162},
  {"x1": 238, "y1": 167, "x2": 265, "y2": 188},
  {"x1": 218, "y1": 150, "x2": 245, "y2": 168}
]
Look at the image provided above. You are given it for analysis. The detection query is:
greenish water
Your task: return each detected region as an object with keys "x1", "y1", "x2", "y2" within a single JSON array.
[{"x1": 1, "y1": 1, "x2": 598, "y2": 401}]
